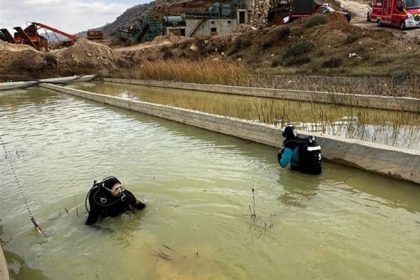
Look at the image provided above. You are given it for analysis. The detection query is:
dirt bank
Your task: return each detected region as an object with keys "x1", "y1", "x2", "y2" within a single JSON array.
[{"x1": 0, "y1": 7, "x2": 418, "y2": 97}]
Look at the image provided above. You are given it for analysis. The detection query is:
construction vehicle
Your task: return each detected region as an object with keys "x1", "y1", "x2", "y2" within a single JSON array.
[
  {"x1": 368, "y1": 0, "x2": 420, "y2": 29},
  {"x1": 0, "y1": 22, "x2": 78, "y2": 51},
  {"x1": 279, "y1": 0, "x2": 351, "y2": 24},
  {"x1": 87, "y1": 30, "x2": 104, "y2": 40},
  {"x1": 118, "y1": 14, "x2": 163, "y2": 43}
]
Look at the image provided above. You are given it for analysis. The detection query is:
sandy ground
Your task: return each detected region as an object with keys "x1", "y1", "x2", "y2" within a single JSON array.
[
  {"x1": 115, "y1": 34, "x2": 184, "y2": 52},
  {"x1": 339, "y1": 0, "x2": 370, "y2": 22}
]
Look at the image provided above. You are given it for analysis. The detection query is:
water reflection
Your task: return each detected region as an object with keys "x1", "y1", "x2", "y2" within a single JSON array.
[
  {"x1": 0, "y1": 87, "x2": 56, "y2": 110},
  {"x1": 70, "y1": 82, "x2": 420, "y2": 150},
  {"x1": 323, "y1": 164, "x2": 420, "y2": 214},
  {"x1": 277, "y1": 172, "x2": 321, "y2": 208}
]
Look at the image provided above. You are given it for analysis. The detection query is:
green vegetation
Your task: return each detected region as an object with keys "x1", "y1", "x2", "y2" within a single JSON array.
[
  {"x1": 44, "y1": 53, "x2": 58, "y2": 66},
  {"x1": 226, "y1": 37, "x2": 252, "y2": 56},
  {"x1": 305, "y1": 15, "x2": 327, "y2": 28},
  {"x1": 321, "y1": 57, "x2": 343, "y2": 68},
  {"x1": 345, "y1": 33, "x2": 361, "y2": 44},
  {"x1": 283, "y1": 41, "x2": 315, "y2": 59}
]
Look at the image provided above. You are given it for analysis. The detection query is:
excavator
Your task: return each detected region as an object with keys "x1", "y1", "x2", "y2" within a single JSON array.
[{"x1": 0, "y1": 22, "x2": 78, "y2": 51}]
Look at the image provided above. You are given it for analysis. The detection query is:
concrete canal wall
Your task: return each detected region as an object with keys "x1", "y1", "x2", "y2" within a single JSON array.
[
  {"x1": 41, "y1": 84, "x2": 420, "y2": 185},
  {"x1": 104, "y1": 78, "x2": 420, "y2": 113},
  {"x1": 0, "y1": 244, "x2": 10, "y2": 280}
]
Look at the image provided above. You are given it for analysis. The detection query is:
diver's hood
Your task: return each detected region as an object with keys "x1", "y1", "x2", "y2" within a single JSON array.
[
  {"x1": 101, "y1": 176, "x2": 121, "y2": 191},
  {"x1": 282, "y1": 126, "x2": 297, "y2": 139}
]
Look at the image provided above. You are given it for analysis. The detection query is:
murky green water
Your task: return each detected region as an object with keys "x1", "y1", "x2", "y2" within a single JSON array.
[
  {"x1": 70, "y1": 82, "x2": 420, "y2": 150},
  {"x1": 1, "y1": 87, "x2": 420, "y2": 280}
]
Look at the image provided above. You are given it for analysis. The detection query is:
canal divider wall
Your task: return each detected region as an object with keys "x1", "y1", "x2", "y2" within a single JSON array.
[
  {"x1": 0, "y1": 244, "x2": 10, "y2": 280},
  {"x1": 104, "y1": 78, "x2": 420, "y2": 113},
  {"x1": 41, "y1": 83, "x2": 420, "y2": 185}
]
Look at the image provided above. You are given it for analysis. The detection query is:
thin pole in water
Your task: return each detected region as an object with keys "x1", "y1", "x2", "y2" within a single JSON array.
[{"x1": 0, "y1": 134, "x2": 44, "y2": 236}]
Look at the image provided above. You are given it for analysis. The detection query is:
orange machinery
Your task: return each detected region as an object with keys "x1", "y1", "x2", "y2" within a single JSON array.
[{"x1": 0, "y1": 22, "x2": 78, "y2": 50}]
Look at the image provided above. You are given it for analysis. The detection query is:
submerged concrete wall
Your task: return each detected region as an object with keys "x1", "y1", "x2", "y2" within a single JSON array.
[
  {"x1": 41, "y1": 84, "x2": 420, "y2": 185},
  {"x1": 0, "y1": 244, "x2": 10, "y2": 280},
  {"x1": 104, "y1": 78, "x2": 420, "y2": 113}
]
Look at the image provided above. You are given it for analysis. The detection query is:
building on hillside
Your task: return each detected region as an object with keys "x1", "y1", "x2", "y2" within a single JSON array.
[
  {"x1": 164, "y1": 0, "x2": 252, "y2": 37},
  {"x1": 160, "y1": 0, "x2": 295, "y2": 38}
]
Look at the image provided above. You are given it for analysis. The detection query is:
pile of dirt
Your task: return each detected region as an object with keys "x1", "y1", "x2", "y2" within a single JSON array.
[
  {"x1": 153, "y1": 33, "x2": 184, "y2": 44},
  {"x1": 54, "y1": 38, "x2": 130, "y2": 75},
  {"x1": 0, "y1": 41, "x2": 45, "y2": 81},
  {"x1": 0, "y1": 41, "x2": 36, "y2": 52},
  {"x1": 0, "y1": 39, "x2": 130, "y2": 81}
]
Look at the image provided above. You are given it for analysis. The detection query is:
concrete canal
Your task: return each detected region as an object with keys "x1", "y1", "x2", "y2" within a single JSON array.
[
  {"x1": 1, "y1": 87, "x2": 420, "y2": 279},
  {"x1": 71, "y1": 81, "x2": 420, "y2": 150}
]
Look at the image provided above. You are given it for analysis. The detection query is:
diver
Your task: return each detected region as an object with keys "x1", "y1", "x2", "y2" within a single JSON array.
[
  {"x1": 277, "y1": 125, "x2": 322, "y2": 175},
  {"x1": 85, "y1": 176, "x2": 146, "y2": 225}
]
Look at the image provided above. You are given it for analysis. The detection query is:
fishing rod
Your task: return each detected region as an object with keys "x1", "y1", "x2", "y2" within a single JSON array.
[{"x1": 0, "y1": 134, "x2": 44, "y2": 236}]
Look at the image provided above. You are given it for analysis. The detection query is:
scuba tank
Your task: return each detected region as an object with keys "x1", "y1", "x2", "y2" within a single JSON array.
[{"x1": 298, "y1": 136, "x2": 322, "y2": 175}]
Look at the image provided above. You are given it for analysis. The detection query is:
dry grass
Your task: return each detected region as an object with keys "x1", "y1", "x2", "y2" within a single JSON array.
[
  {"x1": 117, "y1": 59, "x2": 250, "y2": 86},
  {"x1": 115, "y1": 59, "x2": 419, "y2": 98},
  {"x1": 248, "y1": 74, "x2": 420, "y2": 98}
]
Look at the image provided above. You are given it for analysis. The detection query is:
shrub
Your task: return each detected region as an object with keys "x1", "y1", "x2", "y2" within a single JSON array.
[
  {"x1": 271, "y1": 55, "x2": 282, "y2": 67},
  {"x1": 391, "y1": 70, "x2": 417, "y2": 86},
  {"x1": 226, "y1": 37, "x2": 251, "y2": 56},
  {"x1": 372, "y1": 57, "x2": 393, "y2": 65},
  {"x1": 305, "y1": 15, "x2": 327, "y2": 28},
  {"x1": 283, "y1": 41, "x2": 315, "y2": 59},
  {"x1": 44, "y1": 53, "x2": 57, "y2": 66},
  {"x1": 276, "y1": 27, "x2": 291, "y2": 40},
  {"x1": 160, "y1": 45, "x2": 171, "y2": 53},
  {"x1": 291, "y1": 28, "x2": 304, "y2": 37},
  {"x1": 318, "y1": 50, "x2": 326, "y2": 56},
  {"x1": 283, "y1": 56, "x2": 311, "y2": 66},
  {"x1": 321, "y1": 57, "x2": 343, "y2": 68},
  {"x1": 345, "y1": 33, "x2": 360, "y2": 44},
  {"x1": 262, "y1": 27, "x2": 291, "y2": 49},
  {"x1": 161, "y1": 46, "x2": 173, "y2": 60}
]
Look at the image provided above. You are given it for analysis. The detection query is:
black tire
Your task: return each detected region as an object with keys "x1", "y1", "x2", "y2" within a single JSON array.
[
  {"x1": 367, "y1": 12, "x2": 371, "y2": 22},
  {"x1": 400, "y1": 21, "x2": 406, "y2": 30},
  {"x1": 376, "y1": 19, "x2": 382, "y2": 27}
]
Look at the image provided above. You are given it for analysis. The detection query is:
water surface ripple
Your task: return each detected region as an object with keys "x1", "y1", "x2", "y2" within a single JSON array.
[{"x1": 1, "y1": 88, "x2": 419, "y2": 280}]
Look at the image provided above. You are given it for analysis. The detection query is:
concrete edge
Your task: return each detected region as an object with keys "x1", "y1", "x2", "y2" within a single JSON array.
[
  {"x1": 40, "y1": 83, "x2": 420, "y2": 185},
  {"x1": 0, "y1": 244, "x2": 10, "y2": 280},
  {"x1": 103, "y1": 78, "x2": 420, "y2": 113}
]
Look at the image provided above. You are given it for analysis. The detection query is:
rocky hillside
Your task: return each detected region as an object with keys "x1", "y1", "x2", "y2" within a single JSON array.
[
  {"x1": 101, "y1": 2, "x2": 155, "y2": 37},
  {"x1": 94, "y1": 0, "x2": 234, "y2": 40}
]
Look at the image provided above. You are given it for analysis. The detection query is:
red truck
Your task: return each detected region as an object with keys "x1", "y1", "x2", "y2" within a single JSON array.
[
  {"x1": 282, "y1": 0, "x2": 351, "y2": 23},
  {"x1": 368, "y1": 0, "x2": 420, "y2": 29}
]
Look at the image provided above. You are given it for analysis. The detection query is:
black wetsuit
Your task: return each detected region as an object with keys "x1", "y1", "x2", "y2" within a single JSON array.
[{"x1": 86, "y1": 188, "x2": 146, "y2": 225}]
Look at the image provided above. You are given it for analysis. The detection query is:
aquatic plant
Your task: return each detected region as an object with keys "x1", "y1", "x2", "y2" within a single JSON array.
[{"x1": 249, "y1": 188, "x2": 256, "y2": 218}]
